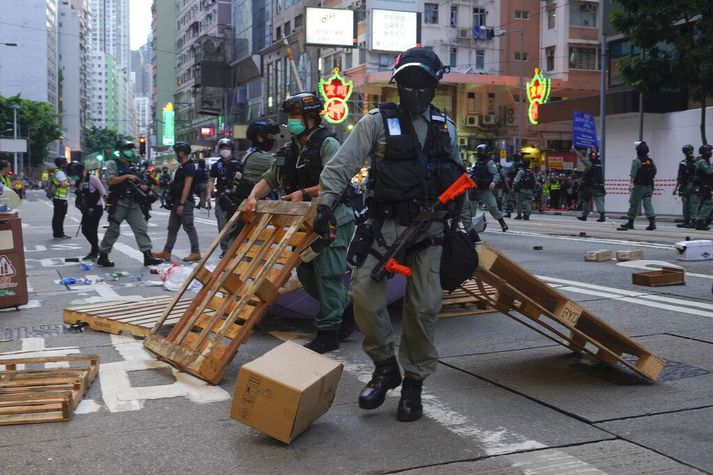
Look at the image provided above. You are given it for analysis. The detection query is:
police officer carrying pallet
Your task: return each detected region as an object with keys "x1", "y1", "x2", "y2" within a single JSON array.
[
  {"x1": 97, "y1": 140, "x2": 164, "y2": 267},
  {"x1": 316, "y1": 47, "x2": 472, "y2": 422},
  {"x1": 512, "y1": 159, "x2": 535, "y2": 220},
  {"x1": 621, "y1": 141, "x2": 656, "y2": 230},
  {"x1": 674, "y1": 144, "x2": 697, "y2": 228},
  {"x1": 470, "y1": 144, "x2": 508, "y2": 231},
  {"x1": 573, "y1": 147, "x2": 606, "y2": 222},
  {"x1": 245, "y1": 92, "x2": 356, "y2": 354},
  {"x1": 692, "y1": 144, "x2": 713, "y2": 231}
]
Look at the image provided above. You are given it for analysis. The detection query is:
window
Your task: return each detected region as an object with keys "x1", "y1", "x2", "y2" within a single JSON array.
[
  {"x1": 472, "y1": 7, "x2": 486, "y2": 27},
  {"x1": 284, "y1": 21, "x2": 291, "y2": 36},
  {"x1": 570, "y1": 2, "x2": 597, "y2": 27},
  {"x1": 547, "y1": 9, "x2": 556, "y2": 29},
  {"x1": 514, "y1": 10, "x2": 529, "y2": 20},
  {"x1": 546, "y1": 47, "x2": 555, "y2": 71},
  {"x1": 276, "y1": 26, "x2": 281, "y2": 39},
  {"x1": 378, "y1": 54, "x2": 392, "y2": 67},
  {"x1": 450, "y1": 6, "x2": 458, "y2": 26},
  {"x1": 294, "y1": 14, "x2": 303, "y2": 29},
  {"x1": 425, "y1": 3, "x2": 438, "y2": 24},
  {"x1": 475, "y1": 49, "x2": 484, "y2": 70},
  {"x1": 514, "y1": 52, "x2": 528, "y2": 61},
  {"x1": 449, "y1": 47, "x2": 457, "y2": 67},
  {"x1": 345, "y1": 50, "x2": 353, "y2": 69},
  {"x1": 569, "y1": 46, "x2": 598, "y2": 69}
]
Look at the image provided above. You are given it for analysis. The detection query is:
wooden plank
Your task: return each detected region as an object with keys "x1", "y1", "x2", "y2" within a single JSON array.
[
  {"x1": 632, "y1": 267, "x2": 685, "y2": 287},
  {"x1": 438, "y1": 280, "x2": 497, "y2": 318}
]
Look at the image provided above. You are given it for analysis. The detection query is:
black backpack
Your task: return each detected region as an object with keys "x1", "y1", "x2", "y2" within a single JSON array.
[
  {"x1": 521, "y1": 170, "x2": 535, "y2": 189},
  {"x1": 75, "y1": 176, "x2": 98, "y2": 213}
]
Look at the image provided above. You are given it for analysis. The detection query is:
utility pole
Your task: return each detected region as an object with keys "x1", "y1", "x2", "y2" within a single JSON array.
[
  {"x1": 517, "y1": 25, "x2": 524, "y2": 150},
  {"x1": 10, "y1": 104, "x2": 20, "y2": 175},
  {"x1": 599, "y1": 0, "x2": 608, "y2": 173}
]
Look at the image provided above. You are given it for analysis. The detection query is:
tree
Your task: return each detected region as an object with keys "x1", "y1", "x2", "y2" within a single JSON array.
[
  {"x1": 83, "y1": 126, "x2": 133, "y2": 155},
  {"x1": 611, "y1": 1, "x2": 713, "y2": 144},
  {"x1": 0, "y1": 94, "x2": 61, "y2": 168}
]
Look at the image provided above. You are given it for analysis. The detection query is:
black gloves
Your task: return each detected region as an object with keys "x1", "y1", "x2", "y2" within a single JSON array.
[{"x1": 314, "y1": 204, "x2": 337, "y2": 241}]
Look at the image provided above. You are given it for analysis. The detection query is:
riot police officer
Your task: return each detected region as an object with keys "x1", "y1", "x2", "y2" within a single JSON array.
[
  {"x1": 503, "y1": 153, "x2": 522, "y2": 217},
  {"x1": 315, "y1": 47, "x2": 472, "y2": 422},
  {"x1": 97, "y1": 140, "x2": 164, "y2": 267},
  {"x1": 245, "y1": 93, "x2": 356, "y2": 354},
  {"x1": 574, "y1": 147, "x2": 606, "y2": 222},
  {"x1": 622, "y1": 141, "x2": 656, "y2": 230},
  {"x1": 513, "y1": 159, "x2": 535, "y2": 220},
  {"x1": 674, "y1": 144, "x2": 697, "y2": 228},
  {"x1": 470, "y1": 144, "x2": 508, "y2": 231},
  {"x1": 692, "y1": 144, "x2": 713, "y2": 231}
]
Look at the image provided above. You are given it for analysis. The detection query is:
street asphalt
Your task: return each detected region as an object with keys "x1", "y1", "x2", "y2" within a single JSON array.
[{"x1": 1, "y1": 192, "x2": 713, "y2": 474}]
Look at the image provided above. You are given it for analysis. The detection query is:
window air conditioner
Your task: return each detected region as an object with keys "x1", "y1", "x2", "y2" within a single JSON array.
[
  {"x1": 580, "y1": 3, "x2": 596, "y2": 12},
  {"x1": 466, "y1": 114, "x2": 480, "y2": 126},
  {"x1": 458, "y1": 137, "x2": 468, "y2": 146},
  {"x1": 480, "y1": 114, "x2": 495, "y2": 125},
  {"x1": 457, "y1": 28, "x2": 470, "y2": 39}
]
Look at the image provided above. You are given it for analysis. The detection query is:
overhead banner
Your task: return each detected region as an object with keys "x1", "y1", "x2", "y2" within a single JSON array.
[
  {"x1": 305, "y1": 8, "x2": 357, "y2": 48},
  {"x1": 572, "y1": 111, "x2": 599, "y2": 148},
  {"x1": 162, "y1": 103, "x2": 175, "y2": 147},
  {"x1": 371, "y1": 9, "x2": 420, "y2": 52}
]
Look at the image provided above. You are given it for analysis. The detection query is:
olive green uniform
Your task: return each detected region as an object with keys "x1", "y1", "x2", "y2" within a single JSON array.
[
  {"x1": 577, "y1": 156, "x2": 605, "y2": 217},
  {"x1": 676, "y1": 158, "x2": 696, "y2": 224},
  {"x1": 317, "y1": 107, "x2": 470, "y2": 381},
  {"x1": 99, "y1": 159, "x2": 154, "y2": 254},
  {"x1": 627, "y1": 158, "x2": 656, "y2": 220},
  {"x1": 513, "y1": 169, "x2": 534, "y2": 216},
  {"x1": 691, "y1": 156, "x2": 713, "y2": 222},
  {"x1": 471, "y1": 160, "x2": 503, "y2": 220},
  {"x1": 263, "y1": 135, "x2": 355, "y2": 331}
]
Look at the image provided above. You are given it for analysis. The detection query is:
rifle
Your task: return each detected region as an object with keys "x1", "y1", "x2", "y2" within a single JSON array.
[{"x1": 370, "y1": 173, "x2": 476, "y2": 281}]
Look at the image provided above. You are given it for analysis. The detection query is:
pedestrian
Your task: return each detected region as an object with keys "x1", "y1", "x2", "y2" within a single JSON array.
[
  {"x1": 97, "y1": 140, "x2": 164, "y2": 267},
  {"x1": 154, "y1": 142, "x2": 201, "y2": 262},
  {"x1": 621, "y1": 141, "x2": 656, "y2": 230},
  {"x1": 0, "y1": 161, "x2": 12, "y2": 189},
  {"x1": 513, "y1": 159, "x2": 535, "y2": 220},
  {"x1": 574, "y1": 147, "x2": 606, "y2": 222},
  {"x1": 469, "y1": 144, "x2": 508, "y2": 231},
  {"x1": 673, "y1": 144, "x2": 696, "y2": 228},
  {"x1": 67, "y1": 162, "x2": 107, "y2": 260},
  {"x1": 691, "y1": 144, "x2": 713, "y2": 230},
  {"x1": 245, "y1": 92, "x2": 356, "y2": 354},
  {"x1": 50, "y1": 157, "x2": 71, "y2": 239},
  {"x1": 315, "y1": 47, "x2": 474, "y2": 422},
  {"x1": 195, "y1": 159, "x2": 209, "y2": 209},
  {"x1": 159, "y1": 166, "x2": 171, "y2": 208},
  {"x1": 549, "y1": 174, "x2": 561, "y2": 209}
]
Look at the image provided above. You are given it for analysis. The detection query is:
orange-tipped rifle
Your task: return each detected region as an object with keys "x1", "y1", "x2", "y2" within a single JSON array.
[{"x1": 370, "y1": 173, "x2": 476, "y2": 281}]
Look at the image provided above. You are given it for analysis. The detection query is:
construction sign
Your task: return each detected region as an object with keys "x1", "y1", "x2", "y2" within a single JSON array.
[{"x1": 0, "y1": 255, "x2": 17, "y2": 290}]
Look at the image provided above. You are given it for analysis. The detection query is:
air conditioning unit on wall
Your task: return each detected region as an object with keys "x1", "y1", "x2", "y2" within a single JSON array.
[
  {"x1": 466, "y1": 115, "x2": 480, "y2": 126},
  {"x1": 458, "y1": 137, "x2": 468, "y2": 146},
  {"x1": 480, "y1": 114, "x2": 496, "y2": 125}
]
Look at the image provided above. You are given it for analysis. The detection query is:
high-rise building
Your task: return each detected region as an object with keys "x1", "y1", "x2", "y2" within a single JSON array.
[{"x1": 151, "y1": 0, "x2": 176, "y2": 150}]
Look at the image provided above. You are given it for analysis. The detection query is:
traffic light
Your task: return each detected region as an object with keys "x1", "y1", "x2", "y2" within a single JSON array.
[{"x1": 139, "y1": 136, "x2": 146, "y2": 156}]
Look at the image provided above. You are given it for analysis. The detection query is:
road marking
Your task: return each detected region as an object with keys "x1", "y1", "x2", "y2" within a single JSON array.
[
  {"x1": 0, "y1": 338, "x2": 80, "y2": 369},
  {"x1": 507, "y1": 449, "x2": 607, "y2": 474},
  {"x1": 0, "y1": 300, "x2": 40, "y2": 312},
  {"x1": 488, "y1": 229, "x2": 673, "y2": 250},
  {"x1": 113, "y1": 242, "x2": 146, "y2": 263},
  {"x1": 617, "y1": 259, "x2": 713, "y2": 280}
]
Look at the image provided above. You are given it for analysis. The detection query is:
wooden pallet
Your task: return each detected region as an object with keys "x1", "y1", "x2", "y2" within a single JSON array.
[
  {"x1": 143, "y1": 200, "x2": 316, "y2": 384},
  {"x1": 475, "y1": 243, "x2": 665, "y2": 381},
  {"x1": 439, "y1": 281, "x2": 497, "y2": 318},
  {"x1": 0, "y1": 355, "x2": 98, "y2": 425}
]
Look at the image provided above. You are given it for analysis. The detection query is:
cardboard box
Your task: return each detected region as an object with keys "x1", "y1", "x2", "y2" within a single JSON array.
[
  {"x1": 616, "y1": 249, "x2": 644, "y2": 261},
  {"x1": 584, "y1": 249, "x2": 614, "y2": 262},
  {"x1": 230, "y1": 341, "x2": 343, "y2": 443},
  {"x1": 675, "y1": 240, "x2": 713, "y2": 261}
]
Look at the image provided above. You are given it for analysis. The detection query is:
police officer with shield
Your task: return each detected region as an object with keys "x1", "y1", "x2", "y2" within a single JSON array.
[
  {"x1": 573, "y1": 147, "x2": 606, "y2": 222},
  {"x1": 621, "y1": 141, "x2": 656, "y2": 230},
  {"x1": 674, "y1": 144, "x2": 697, "y2": 228},
  {"x1": 315, "y1": 47, "x2": 472, "y2": 422},
  {"x1": 470, "y1": 144, "x2": 508, "y2": 231},
  {"x1": 245, "y1": 93, "x2": 356, "y2": 354}
]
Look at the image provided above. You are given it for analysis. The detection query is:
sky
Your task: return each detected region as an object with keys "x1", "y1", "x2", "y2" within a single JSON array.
[{"x1": 129, "y1": 0, "x2": 152, "y2": 50}]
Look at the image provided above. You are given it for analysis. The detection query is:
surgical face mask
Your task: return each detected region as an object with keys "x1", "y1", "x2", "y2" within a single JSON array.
[
  {"x1": 287, "y1": 118, "x2": 306, "y2": 136},
  {"x1": 219, "y1": 149, "x2": 232, "y2": 159},
  {"x1": 121, "y1": 150, "x2": 135, "y2": 160},
  {"x1": 398, "y1": 84, "x2": 436, "y2": 115}
]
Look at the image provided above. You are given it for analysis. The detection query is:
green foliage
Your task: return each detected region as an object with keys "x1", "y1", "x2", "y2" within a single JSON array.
[
  {"x1": 0, "y1": 94, "x2": 62, "y2": 168},
  {"x1": 84, "y1": 126, "x2": 133, "y2": 155}
]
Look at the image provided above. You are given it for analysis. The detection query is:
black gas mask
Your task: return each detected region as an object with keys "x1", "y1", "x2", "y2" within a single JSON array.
[{"x1": 396, "y1": 67, "x2": 438, "y2": 116}]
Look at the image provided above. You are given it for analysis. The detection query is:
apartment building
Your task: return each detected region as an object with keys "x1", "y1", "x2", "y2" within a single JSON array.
[{"x1": 151, "y1": 0, "x2": 176, "y2": 149}]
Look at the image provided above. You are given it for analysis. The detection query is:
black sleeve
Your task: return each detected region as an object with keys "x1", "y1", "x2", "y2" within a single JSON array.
[
  {"x1": 182, "y1": 162, "x2": 196, "y2": 178},
  {"x1": 209, "y1": 164, "x2": 220, "y2": 179}
]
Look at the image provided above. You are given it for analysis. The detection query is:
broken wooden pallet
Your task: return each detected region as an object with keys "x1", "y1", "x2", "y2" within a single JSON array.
[
  {"x1": 439, "y1": 280, "x2": 497, "y2": 318},
  {"x1": 143, "y1": 200, "x2": 316, "y2": 384},
  {"x1": 475, "y1": 243, "x2": 665, "y2": 381},
  {"x1": 0, "y1": 355, "x2": 98, "y2": 425}
]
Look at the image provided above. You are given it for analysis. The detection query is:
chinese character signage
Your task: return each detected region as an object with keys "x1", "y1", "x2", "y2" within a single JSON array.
[
  {"x1": 372, "y1": 9, "x2": 419, "y2": 52},
  {"x1": 305, "y1": 7, "x2": 356, "y2": 48},
  {"x1": 162, "y1": 102, "x2": 175, "y2": 146},
  {"x1": 318, "y1": 68, "x2": 353, "y2": 124},
  {"x1": 526, "y1": 68, "x2": 551, "y2": 125}
]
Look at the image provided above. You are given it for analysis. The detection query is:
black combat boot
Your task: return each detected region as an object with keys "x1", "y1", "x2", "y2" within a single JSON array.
[
  {"x1": 397, "y1": 378, "x2": 423, "y2": 422},
  {"x1": 338, "y1": 303, "x2": 356, "y2": 341},
  {"x1": 97, "y1": 252, "x2": 115, "y2": 267},
  {"x1": 359, "y1": 356, "x2": 402, "y2": 410},
  {"x1": 622, "y1": 219, "x2": 634, "y2": 229},
  {"x1": 143, "y1": 251, "x2": 163, "y2": 266},
  {"x1": 514, "y1": 213, "x2": 522, "y2": 220},
  {"x1": 304, "y1": 329, "x2": 340, "y2": 354},
  {"x1": 523, "y1": 214, "x2": 530, "y2": 221},
  {"x1": 577, "y1": 215, "x2": 587, "y2": 221},
  {"x1": 696, "y1": 220, "x2": 710, "y2": 231},
  {"x1": 646, "y1": 217, "x2": 656, "y2": 231},
  {"x1": 503, "y1": 212, "x2": 511, "y2": 218},
  {"x1": 597, "y1": 213, "x2": 606, "y2": 222},
  {"x1": 677, "y1": 221, "x2": 691, "y2": 228},
  {"x1": 498, "y1": 218, "x2": 508, "y2": 232}
]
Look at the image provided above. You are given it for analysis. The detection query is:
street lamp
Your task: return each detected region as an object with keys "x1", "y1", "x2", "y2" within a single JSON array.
[{"x1": 10, "y1": 104, "x2": 20, "y2": 175}]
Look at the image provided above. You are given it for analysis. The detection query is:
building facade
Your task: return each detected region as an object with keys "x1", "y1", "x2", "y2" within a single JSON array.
[{"x1": 151, "y1": 0, "x2": 177, "y2": 150}]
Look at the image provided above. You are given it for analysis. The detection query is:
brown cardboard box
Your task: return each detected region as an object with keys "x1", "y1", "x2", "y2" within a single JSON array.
[{"x1": 230, "y1": 341, "x2": 343, "y2": 443}]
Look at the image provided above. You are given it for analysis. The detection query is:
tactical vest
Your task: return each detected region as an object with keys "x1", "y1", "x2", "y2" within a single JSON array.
[
  {"x1": 471, "y1": 159, "x2": 493, "y2": 189},
  {"x1": 111, "y1": 161, "x2": 142, "y2": 201},
  {"x1": 214, "y1": 158, "x2": 242, "y2": 194},
  {"x1": 583, "y1": 158, "x2": 604, "y2": 187},
  {"x1": 368, "y1": 103, "x2": 462, "y2": 210},
  {"x1": 520, "y1": 170, "x2": 535, "y2": 190},
  {"x1": 634, "y1": 157, "x2": 656, "y2": 186},
  {"x1": 694, "y1": 157, "x2": 712, "y2": 186},
  {"x1": 277, "y1": 126, "x2": 335, "y2": 194},
  {"x1": 52, "y1": 171, "x2": 69, "y2": 199},
  {"x1": 678, "y1": 158, "x2": 696, "y2": 186}
]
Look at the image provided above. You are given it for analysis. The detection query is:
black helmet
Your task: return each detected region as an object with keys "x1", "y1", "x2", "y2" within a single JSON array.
[
  {"x1": 172, "y1": 142, "x2": 191, "y2": 155},
  {"x1": 390, "y1": 47, "x2": 449, "y2": 86},
  {"x1": 54, "y1": 157, "x2": 66, "y2": 168},
  {"x1": 282, "y1": 92, "x2": 323, "y2": 115},
  {"x1": 700, "y1": 144, "x2": 713, "y2": 155},
  {"x1": 522, "y1": 159, "x2": 531, "y2": 168},
  {"x1": 116, "y1": 139, "x2": 135, "y2": 150},
  {"x1": 66, "y1": 161, "x2": 84, "y2": 177},
  {"x1": 476, "y1": 144, "x2": 490, "y2": 159},
  {"x1": 162, "y1": 166, "x2": 168, "y2": 172},
  {"x1": 512, "y1": 152, "x2": 522, "y2": 161},
  {"x1": 682, "y1": 144, "x2": 694, "y2": 154},
  {"x1": 247, "y1": 118, "x2": 280, "y2": 143},
  {"x1": 216, "y1": 137, "x2": 234, "y2": 150},
  {"x1": 635, "y1": 141, "x2": 649, "y2": 156}
]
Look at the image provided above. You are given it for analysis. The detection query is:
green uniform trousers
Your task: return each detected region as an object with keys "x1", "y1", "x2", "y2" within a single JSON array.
[
  {"x1": 516, "y1": 189, "x2": 534, "y2": 215},
  {"x1": 350, "y1": 218, "x2": 442, "y2": 381},
  {"x1": 627, "y1": 184, "x2": 655, "y2": 219},
  {"x1": 472, "y1": 189, "x2": 503, "y2": 220},
  {"x1": 691, "y1": 189, "x2": 713, "y2": 222},
  {"x1": 579, "y1": 188, "x2": 605, "y2": 218},
  {"x1": 680, "y1": 184, "x2": 695, "y2": 223},
  {"x1": 99, "y1": 201, "x2": 153, "y2": 253},
  {"x1": 297, "y1": 218, "x2": 355, "y2": 331}
]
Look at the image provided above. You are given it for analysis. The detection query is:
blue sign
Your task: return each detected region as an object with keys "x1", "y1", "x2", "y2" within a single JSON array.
[{"x1": 572, "y1": 112, "x2": 599, "y2": 148}]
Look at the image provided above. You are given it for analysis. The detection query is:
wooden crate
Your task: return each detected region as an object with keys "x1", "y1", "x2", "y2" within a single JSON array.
[
  {"x1": 143, "y1": 201, "x2": 316, "y2": 384},
  {"x1": 439, "y1": 280, "x2": 497, "y2": 318},
  {"x1": 0, "y1": 355, "x2": 98, "y2": 425},
  {"x1": 476, "y1": 243, "x2": 665, "y2": 382},
  {"x1": 632, "y1": 267, "x2": 685, "y2": 287},
  {"x1": 584, "y1": 249, "x2": 614, "y2": 262},
  {"x1": 616, "y1": 249, "x2": 644, "y2": 262}
]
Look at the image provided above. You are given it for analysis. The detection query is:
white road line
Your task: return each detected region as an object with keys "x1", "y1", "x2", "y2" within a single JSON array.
[
  {"x1": 488, "y1": 229, "x2": 673, "y2": 250},
  {"x1": 113, "y1": 242, "x2": 146, "y2": 263}
]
